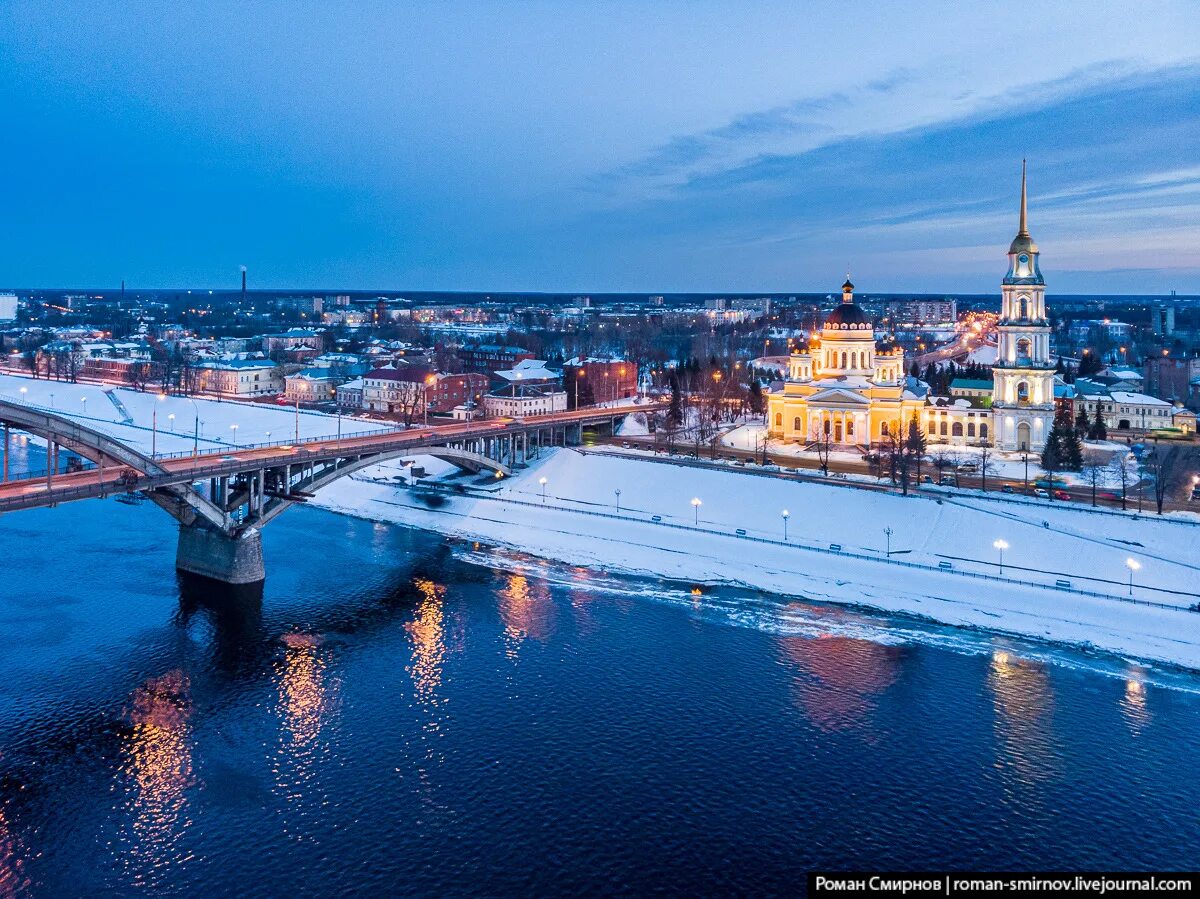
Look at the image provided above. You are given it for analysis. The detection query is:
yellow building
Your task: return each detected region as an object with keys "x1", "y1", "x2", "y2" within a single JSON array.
[{"x1": 767, "y1": 279, "x2": 925, "y2": 447}]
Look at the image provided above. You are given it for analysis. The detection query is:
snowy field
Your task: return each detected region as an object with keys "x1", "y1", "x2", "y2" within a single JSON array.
[
  {"x1": 312, "y1": 447, "x2": 1200, "y2": 671},
  {"x1": 0, "y1": 372, "x2": 394, "y2": 458}
]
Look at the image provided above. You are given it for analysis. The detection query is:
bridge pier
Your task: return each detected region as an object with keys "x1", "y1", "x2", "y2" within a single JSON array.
[{"x1": 176, "y1": 524, "x2": 265, "y2": 586}]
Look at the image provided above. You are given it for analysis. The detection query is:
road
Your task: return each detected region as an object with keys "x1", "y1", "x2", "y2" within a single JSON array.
[{"x1": 601, "y1": 432, "x2": 1195, "y2": 515}]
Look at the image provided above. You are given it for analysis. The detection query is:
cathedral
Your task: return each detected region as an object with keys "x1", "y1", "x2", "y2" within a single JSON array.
[
  {"x1": 767, "y1": 164, "x2": 1054, "y2": 453},
  {"x1": 766, "y1": 277, "x2": 926, "y2": 447}
]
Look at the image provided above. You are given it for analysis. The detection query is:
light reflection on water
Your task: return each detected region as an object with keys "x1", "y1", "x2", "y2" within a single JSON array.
[
  {"x1": 273, "y1": 633, "x2": 338, "y2": 843},
  {"x1": 0, "y1": 505, "x2": 1199, "y2": 892},
  {"x1": 116, "y1": 670, "x2": 196, "y2": 890},
  {"x1": 779, "y1": 618, "x2": 904, "y2": 736}
]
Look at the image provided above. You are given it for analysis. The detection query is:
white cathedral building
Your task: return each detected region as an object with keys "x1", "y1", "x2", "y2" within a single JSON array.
[{"x1": 771, "y1": 164, "x2": 1058, "y2": 454}]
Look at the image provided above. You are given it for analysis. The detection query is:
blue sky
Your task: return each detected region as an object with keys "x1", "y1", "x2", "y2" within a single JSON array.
[{"x1": 2, "y1": 0, "x2": 1198, "y2": 293}]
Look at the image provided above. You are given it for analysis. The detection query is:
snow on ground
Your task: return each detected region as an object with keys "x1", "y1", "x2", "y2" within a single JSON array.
[
  {"x1": 311, "y1": 447, "x2": 1200, "y2": 670},
  {"x1": 721, "y1": 422, "x2": 1135, "y2": 486},
  {"x1": 616, "y1": 412, "x2": 650, "y2": 437},
  {"x1": 0, "y1": 372, "x2": 394, "y2": 458}
]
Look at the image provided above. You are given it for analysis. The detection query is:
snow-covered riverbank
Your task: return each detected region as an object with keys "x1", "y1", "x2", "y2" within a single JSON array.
[{"x1": 309, "y1": 448, "x2": 1200, "y2": 670}]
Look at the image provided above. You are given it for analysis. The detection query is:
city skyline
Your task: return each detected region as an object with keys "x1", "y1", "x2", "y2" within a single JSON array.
[{"x1": 2, "y1": 2, "x2": 1199, "y2": 293}]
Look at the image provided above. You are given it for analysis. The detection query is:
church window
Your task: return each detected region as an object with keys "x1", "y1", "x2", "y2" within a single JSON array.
[
  {"x1": 774, "y1": 412, "x2": 782, "y2": 427},
  {"x1": 940, "y1": 421, "x2": 948, "y2": 436},
  {"x1": 1018, "y1": 296, "x2": 1028, "y2": 319},
  {"x1": 847, "y1": 419, "x2": 854, "y2": 436},
  {"x1": 793, "y1": 416, "x2": 801, "y2": 431},
  {"x1": 952, "y1": 422, "x2": 964, "y2": 437},
  {"x1": 967, "y1": 422, "x2": 976, "y2": 437},
  {"x1": 980, "y1": 423, "x2": 989, "y2": 440},
  {"x1": 850, "y1": 352, "x2": 857, "y2": 368},
  {"x1": 841, "y1": 352, "x2": 847, "y2": 368},
  {"x1": 881, "y1": 421, "x2": 889, "y2": 437}
]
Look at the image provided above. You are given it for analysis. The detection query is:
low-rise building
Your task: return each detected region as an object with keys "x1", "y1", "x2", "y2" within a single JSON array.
[
  {"x1": 195, "y1": 358, "x2": 283, "y2": 397},
  {"x1": 458, "y1": 344, "x2": 534, "y2": 374},
  {"x1": 483, "y1": 359, "x2": 567, "y2": 418},
  {"x1": 335, "y1": 377, "x2": 364, "y2": 410},
  {"x1": 1072, "y1": 378, "x2": 1175, "y2": 432},
  {"x1": 284, "y1": 368, "x2": 340, "y2": 404}
]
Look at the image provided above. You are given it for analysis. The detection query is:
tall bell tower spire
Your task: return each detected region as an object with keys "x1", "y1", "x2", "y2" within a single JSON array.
[
  {"x1": 1018, "y1": 158, "x2": 1028, "y2": 237},
  {"x1": 992, "y1": 161, "x2": 1054, "y2": 452}
]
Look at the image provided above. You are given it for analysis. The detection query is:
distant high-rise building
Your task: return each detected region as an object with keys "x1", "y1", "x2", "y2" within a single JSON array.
[
  {"x1": 0, "y1": 293, "x2": 17, "y2": 322},
  {"x1": 1151, "y1": 304, "x2": 1176, "y2": 336}
]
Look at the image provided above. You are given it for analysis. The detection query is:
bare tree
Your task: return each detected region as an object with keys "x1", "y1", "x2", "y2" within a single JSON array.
[
  {"x1": 1080, "y1": 450, "x2": 1112, "y2": 507},
  {"x1": 977, "y1": 443, "x2": 997, "y2": 492},
  {"x1": 1106, "y1": 452, "x2": 1131, "y2": 511},
  {"x1": 814, "y1": 419, "x2": 832, "y2": 476},
  {"x1": 1145, "y1": 441, "x2": 1199, "y2": 514}
]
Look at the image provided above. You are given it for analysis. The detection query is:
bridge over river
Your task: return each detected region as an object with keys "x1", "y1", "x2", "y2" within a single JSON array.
[{"x1": 0, "y1": 386, "x2": 658, "y2": 586}]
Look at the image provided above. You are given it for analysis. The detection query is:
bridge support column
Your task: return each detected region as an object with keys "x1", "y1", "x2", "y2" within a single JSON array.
[{"x1": 176, "y1": 524, "x2": 265, "y2": 586}]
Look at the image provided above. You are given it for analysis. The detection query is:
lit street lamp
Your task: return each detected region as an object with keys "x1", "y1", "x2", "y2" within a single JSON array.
[
  {"x1": 151, "y1": 393, "x2": 166, "y2": 458},
  {"x1": 539, "y1": 476, "x2": 548, "y2": 504},
  {"x1": 691, "y1": 496, "x2": 702, "y2": 525},
  {"x1": 614, "y1": 488, "x2": 621, "y2": 513},
  {"x1": 168, "y1": 412, "x2": 176, "y2": 432},
  {"x1": 80, "y1": 396, "x2": 87, "y2": 415},
  {"x1": 993, "y1": 538, "x2": 1009, "y2": 575},
  {"x1": 18, "y1": 387, "x2": 27, "y2": 402},
  {"x1": 1126, "y1": 557, "x2": 1141, "y2": 595},
  {"x1": 782, "y1": 509, "x2": 790, "y2": 541},
  {"x1": 230, "y1": 423, "x2": 239, "y2": 447}
]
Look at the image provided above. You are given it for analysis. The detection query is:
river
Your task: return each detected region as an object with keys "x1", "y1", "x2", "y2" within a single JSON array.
[{"x1": 0, "y1": 491, "x2": 1198, "y2": 895}]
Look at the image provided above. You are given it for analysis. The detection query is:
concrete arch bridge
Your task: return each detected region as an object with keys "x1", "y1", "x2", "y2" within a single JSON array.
[{"x1": 0, "y1": 399, "x2": 654, "y2": 585}]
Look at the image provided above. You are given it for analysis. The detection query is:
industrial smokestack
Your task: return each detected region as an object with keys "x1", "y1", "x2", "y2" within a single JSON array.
[{"x1": 240, "y1": 265, "x2": 247, "y2": 308}]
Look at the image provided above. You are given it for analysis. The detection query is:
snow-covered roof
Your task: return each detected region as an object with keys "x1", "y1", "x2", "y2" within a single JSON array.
[
  {"x1": 495, "y1": 359, "x2": 558, "y2": 382},
  {"x1": 1109, "y1": 391, "x2": 1171, "y2": 406}
]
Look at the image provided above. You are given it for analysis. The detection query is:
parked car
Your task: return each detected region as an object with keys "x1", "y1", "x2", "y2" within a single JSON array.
[
  {"x1": 1053, "y1": 490, "x2": 1072, "y2": 501},
  {"x1": 621, "y1": 441, "x2": 631, "y2": 448},
  {"x1": 921, "y1": 474, "x2": 934, "y2": 484},
  {"x1": 1001, "y1": 485, "x2": 1016, "y2": 494},
  {"x1": 1033, "y1": 488, "x2": 1050, "y2": 498},
  {"x1": 938, "y1": 475, "x2": 956, "y2": 486}
]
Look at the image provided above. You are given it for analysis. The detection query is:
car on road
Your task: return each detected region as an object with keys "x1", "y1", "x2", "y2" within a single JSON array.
[
  {"x1": 1053, "y1": 490, "x2": 1072, "y2": 501},
  {"x1": 621, "y1": 442, "x2": 630, "y2": 448},
  {"x1": 938, "y1": 475, "x2": 956, "y2": 486},
  {"x1": 921, "y1": 475, "x2": 934, "y2": 484},
  {"x1": 1033, "y1": 488, "x2": 1050, "y2": 498},
  {"x1": 1001, "y1": 484, "x2": 1016, "y2": 494}
]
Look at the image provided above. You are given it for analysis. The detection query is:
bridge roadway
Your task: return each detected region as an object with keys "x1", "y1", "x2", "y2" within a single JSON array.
[
  {"x1": 0, "y1": 407, "x2": 642, "y2": 509},
  {"x1": 0, "y1": 401, "x2": 661, "y2": 586}
]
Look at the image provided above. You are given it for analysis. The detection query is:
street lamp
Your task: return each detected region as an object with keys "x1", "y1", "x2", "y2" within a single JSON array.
[
  {"x1": 168, "y1": 412, "x2": 176, "y2": 432},
  {"x1": 1126, "y1": 557, "x2": 1141, "y2": 595},
  {"x1": 782, "y1": 509, "x2": 790, "y2": 541},
  {"x1": 18, "y1": 386, "x2": 27, "y2": 402},
  {"x1": 151, "y1": 393, "x2": 166, "y2": 457},
  {"x1": 80, "y1": 396, "x2": 87, "y2": 415},
  {"x1": 885, "y1": 526, "x2": 893, "y2": 557},
  {"x1": 993, "y1": 538, "x2": 1009, "y2": 575},
  {"x1": 691, "y1": 496, "x2": 702, "y2": 525},
  {"x1": 230, "y1": 423, "x2": 239, "y2": 447},
  {"x1": 539, "y1": 476, "x2": 548, "y2": 504},
  {"x1": 614, "y1": 488, "x2": 622, "y2": 513}
]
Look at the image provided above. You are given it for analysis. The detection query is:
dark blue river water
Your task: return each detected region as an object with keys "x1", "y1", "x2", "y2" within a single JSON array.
[{"x1": 0, "y1": 492, "x2": 1198, "y2": 896}]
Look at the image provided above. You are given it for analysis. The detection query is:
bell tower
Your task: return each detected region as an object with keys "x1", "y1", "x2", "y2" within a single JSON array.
[{"x1": 992, "y1": 161, "x2": 1055, "y2": 451}]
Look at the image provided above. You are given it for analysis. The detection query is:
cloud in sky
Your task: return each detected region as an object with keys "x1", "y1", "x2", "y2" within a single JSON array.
[{"x1": 0, "y1": 0, "x2": 1198, "y2": 292}]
